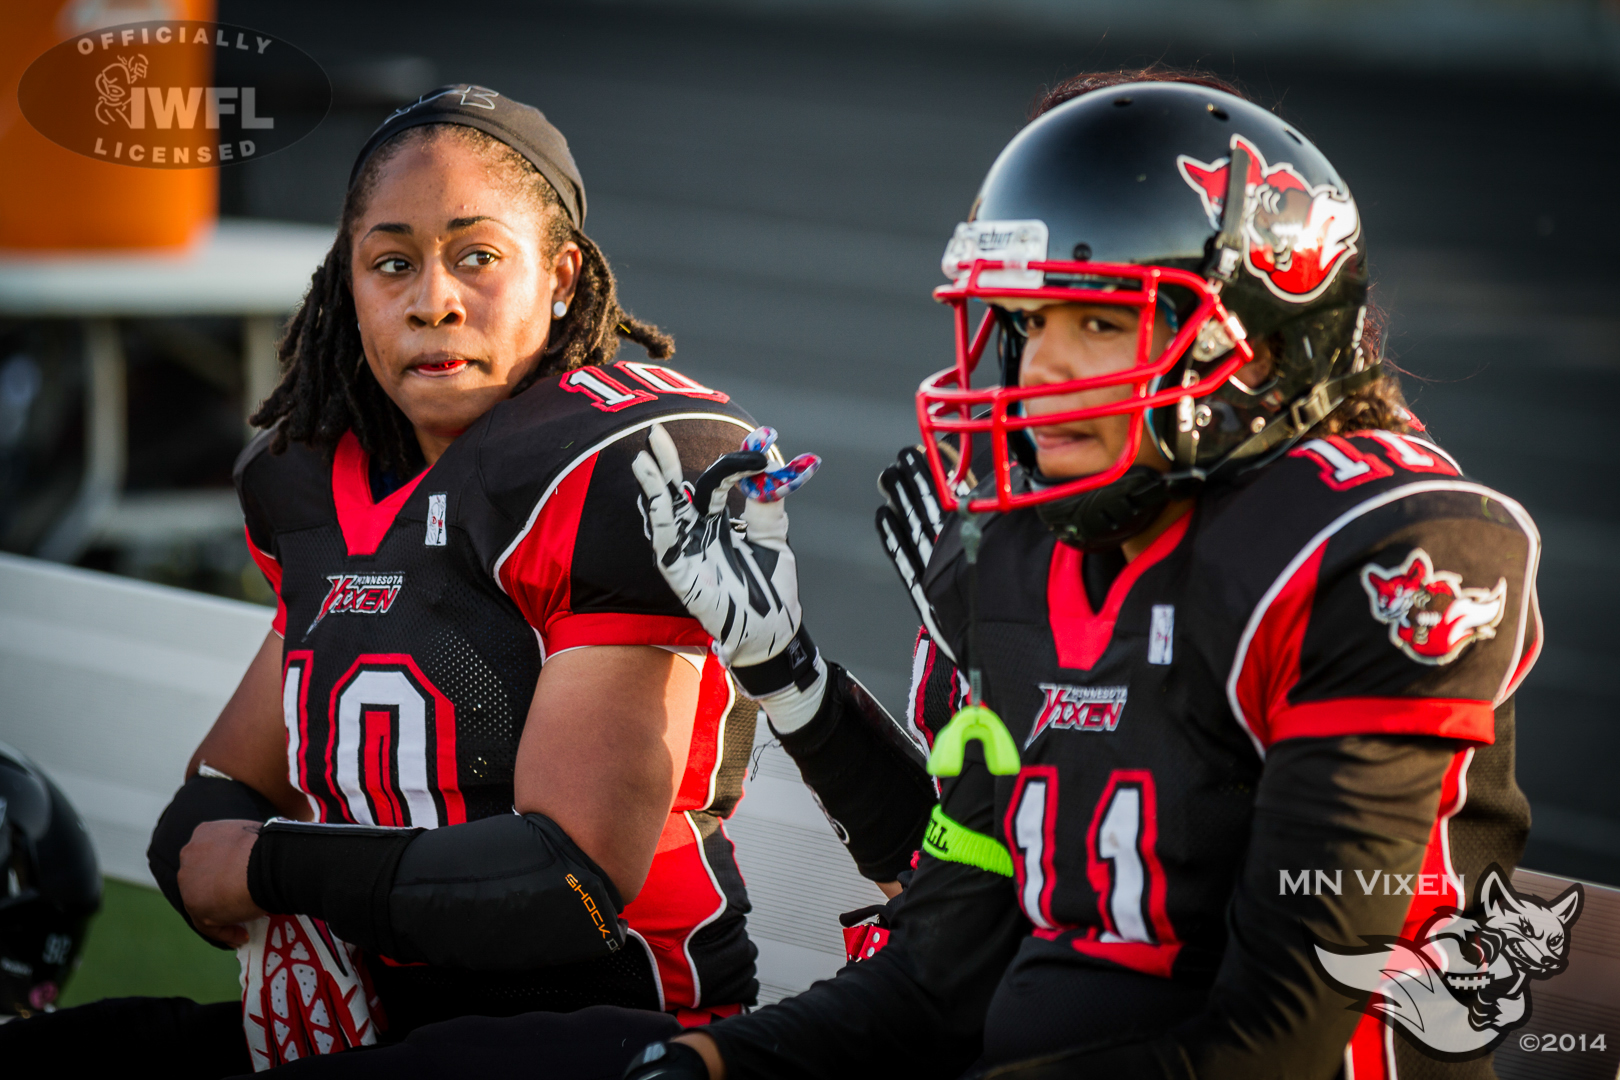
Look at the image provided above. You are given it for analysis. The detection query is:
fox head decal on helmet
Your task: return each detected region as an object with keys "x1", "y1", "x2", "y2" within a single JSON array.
[{"x1": 920, "y1": 80, "x2": 1376, "y2": 548}]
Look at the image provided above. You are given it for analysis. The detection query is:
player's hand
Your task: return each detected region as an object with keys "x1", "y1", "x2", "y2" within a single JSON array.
[
  {"x1": 178, "y1": 819, "x2": 268, "y2": 946},
  {"x1": 623, "y1": 1036, "x2": 721, "y2": 1080},
  {"x1": 633, "y1": 422, "x2": 821, "y2": 698},
  {"x1": 876, "y1": 445, "x2": 957, "y2": 663}
]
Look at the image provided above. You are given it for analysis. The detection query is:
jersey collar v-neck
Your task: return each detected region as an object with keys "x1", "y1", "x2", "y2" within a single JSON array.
[
  {"x1": 1047, "y1": 511, "x2": 1192, "y2": 671},
  {"x1": 331, "y1": 431, "x2": 431, "y2": 556}
]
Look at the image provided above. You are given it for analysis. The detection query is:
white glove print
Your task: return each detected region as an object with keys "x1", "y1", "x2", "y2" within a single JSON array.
[{"x1": 633, "y1": 423, "x2": 821, "y2": 688}]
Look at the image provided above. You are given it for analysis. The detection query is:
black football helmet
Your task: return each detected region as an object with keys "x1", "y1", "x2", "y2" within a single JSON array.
[
  {"x1": 0, "y1": 742, "x2": 101, "y2": 1016},
  {"x1": 920, "y1": 81, "x2": 1375, "y2": 546}
]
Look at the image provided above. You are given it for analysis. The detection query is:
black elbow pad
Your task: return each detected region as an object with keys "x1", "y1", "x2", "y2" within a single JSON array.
[
  {"x1": 248, "y1": 812, "x2": 627, "y2": 970},
  {"x1": 775, "y1": 662, "x2": 936, "y2": 881},
  {"x1": 147, "y1": 775, "x2": 280, "y2": 947}
]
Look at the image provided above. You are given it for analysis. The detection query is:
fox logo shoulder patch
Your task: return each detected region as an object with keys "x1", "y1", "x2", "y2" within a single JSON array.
[{"x1": 1359, "y1": 549, "x2": 1506, "y2": 666}]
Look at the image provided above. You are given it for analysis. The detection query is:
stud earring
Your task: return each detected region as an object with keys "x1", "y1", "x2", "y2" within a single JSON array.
[{"x1": 553, "y1": 300, "x2": 568, "y2": 318}]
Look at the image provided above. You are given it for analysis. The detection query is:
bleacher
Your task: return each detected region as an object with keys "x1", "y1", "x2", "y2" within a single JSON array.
[{"x1": 0, "y1": 551, "x2": 878, "y2": 1004}]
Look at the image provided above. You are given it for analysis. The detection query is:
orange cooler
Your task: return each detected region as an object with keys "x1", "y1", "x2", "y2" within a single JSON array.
[{"x1": 0, "y1": 0, "x2": 217, "y2": 252}]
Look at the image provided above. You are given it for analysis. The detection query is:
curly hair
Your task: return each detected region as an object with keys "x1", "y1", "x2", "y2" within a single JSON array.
[
  {"x1": 1029, "y1": 65, "x2": 1410, "y2": 437},
  {"x1": 250, "y1": 124, "x2": 674, "y2": 471}
]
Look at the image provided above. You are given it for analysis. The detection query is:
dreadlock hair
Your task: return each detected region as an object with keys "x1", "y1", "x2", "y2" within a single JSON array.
[
  {"x1": 250, "y1": 123, "x2": 674, "y2": 472},
  {"x1": 1030, "y1": 65, "x2": 1412, "y2": 438}
]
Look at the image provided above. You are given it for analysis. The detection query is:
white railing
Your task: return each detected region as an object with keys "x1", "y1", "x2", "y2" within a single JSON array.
[{"x1": 0, "y1": 552, "x2": 867, "y2": 1000}]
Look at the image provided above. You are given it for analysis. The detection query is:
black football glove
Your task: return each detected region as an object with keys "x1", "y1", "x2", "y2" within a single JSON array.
[
  {"x1": 876, "y1": 445, "x2": 957, "y2": 663},
  {"x1": 622, "y1": 1040, "x2": 712, "y2": 1080}
]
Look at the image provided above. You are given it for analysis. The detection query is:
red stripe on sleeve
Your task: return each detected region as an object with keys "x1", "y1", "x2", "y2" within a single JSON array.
[
  {"x1": 245, "y1": 525, "x2": 287, "y2": 637},
  {"x1": 500, "y1": 452, "x2": 710, "y2": 655},
  {"x1": 1269, "y1": 697, "x2": 1496, "y2": 745},
  {"x1": 545, "y1": 613, "x2": 711, "y2": 653},
  {"x1": 1232, "y1": 540, "x2": 1328, "y2": 749},
  {"x1": 499, "y1": 455, "x2": 597, "y2": 651}
]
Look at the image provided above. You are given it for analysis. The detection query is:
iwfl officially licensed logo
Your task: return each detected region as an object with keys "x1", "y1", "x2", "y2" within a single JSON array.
[
  {"x1": 1177, "y1": 134, "x2": 1361, "y2": 302},
  {"x1": 1312, "y1": 866, "x2": 1583, "y2": 1059},
  {"x1": 18, "y1": 21, "x2": 328, "y2": 168},
  {"x1": 1359, "y1": 549, "x2": 1507, "y2": 665}
]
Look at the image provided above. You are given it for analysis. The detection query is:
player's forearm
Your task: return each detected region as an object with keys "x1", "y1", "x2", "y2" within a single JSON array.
[
  {"x1": 1170, "y1": 733, "x2": 1452, "y2": 1076},
  {"x1": 245, "y1": 811, "x2": 627, "y2": 969},
  {"x1": 705, "y1": 763, "x2": 1023, "y2": 1078},
  {"x1": 148, "y1": 774, "x2": 280, "y2": 947},
  {"x1": 704, "y1": 942, "x2": 971, "y2": 1080},
  {"x1": 772, "y1": 660, "x2": 937, "y2": 881},
  {"x1": 186, "y1": 630, "x2": 312, "y2": 820}
]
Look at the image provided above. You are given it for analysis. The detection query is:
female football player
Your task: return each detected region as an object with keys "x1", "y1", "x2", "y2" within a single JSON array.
[
  {"x1": 625, "y1": 67, "x2": 1542, "y2": 1079},
  {"x1": 0, "y1": 84, "x2": 935, "y2": 1077}
]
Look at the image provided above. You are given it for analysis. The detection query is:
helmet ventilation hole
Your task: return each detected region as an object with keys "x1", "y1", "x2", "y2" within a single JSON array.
[
  {"x1": 1283, "y1": 128, "x2": 1304, "y2": 144},
  {"x1": 1114, "y1": 96, "x2": 1132, "y2": 107},
  {"x1": 1206, "y1": 104, "x2": 1229, "y2": 121},
  {"x1": 1072, "y1": 243, "x2": 1092, "y2": 261}
]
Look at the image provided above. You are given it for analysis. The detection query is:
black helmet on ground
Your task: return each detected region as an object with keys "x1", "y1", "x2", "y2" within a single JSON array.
[
  {"x1": 0, "y1": 742, "x2": 101, "y2": 1017},
  {"x1": 919, "y1": 80, "x2": 1377, "y2": 548}
]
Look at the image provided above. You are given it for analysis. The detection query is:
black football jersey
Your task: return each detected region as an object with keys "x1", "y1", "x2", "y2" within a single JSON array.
[
  {"x1": 235, "y1": 361, "x2": 767, "y2": 1024},
  {"x1": 909, "y1": 430, "x2": 1539, "y2": 1076}
]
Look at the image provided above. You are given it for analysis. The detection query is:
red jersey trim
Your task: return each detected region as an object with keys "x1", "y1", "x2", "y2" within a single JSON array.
[
  {"x1": 1344, "y1": 747, "x2": 1474, "y2": 1079},
  {"x1": 1269, "y1": 697, "x2": 1496, "y2": 745},
  {"x1": 1066, "y1": 937, "x2": 1182, "y2": 980},
  {"x1": 490, "y1": 412, "x2": 758, "y2": 593},
  {"x1": 1230, "y1": 540, "x2": 1327, "y2": 752},
  {"x1": 499, "y1": 455, "x2": 596, "y2": 654},
  {"x1": 546, "y1": 613, "x2": 711, "y2": 654},
  {"x1": 673, "y1": 1003, "x2": 745, "y2": 1028},
  {"x1": 281, "y1": 651, "x2": 322, "y2": 820},
  {"x1": 1504, "y1": 592, "x2": 1543, "y2": 703},
  {"x1": 620, "y1": 811, "x2": 729, "y2": 1009},
  {"x1": 674, "y1": 657, "x2": 735, "y2": 813},
  {"x1": 907, "y1": 628, "x2": 940, "y2": 751},
  {"x1": 331, "y1": 432, "x2": 429, "y2": 557},
  {"x1": 1048, "y1": 512, "x2": 1192, "y2": 671},
  {"x1": 245, "y1": 526, "x2": 288, "y2": 637}
]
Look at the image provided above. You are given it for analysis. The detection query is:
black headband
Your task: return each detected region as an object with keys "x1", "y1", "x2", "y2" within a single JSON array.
[{"x1": 348, "y1": 84, "x2": 586, "y2": 228}]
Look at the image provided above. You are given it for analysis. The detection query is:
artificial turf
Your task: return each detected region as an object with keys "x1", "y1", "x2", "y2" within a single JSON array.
[{"x1": 58, "y1": 878, "x2": 242, "y2": 1007}]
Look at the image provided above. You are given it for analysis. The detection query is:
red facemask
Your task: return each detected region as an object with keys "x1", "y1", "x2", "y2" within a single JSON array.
[{"x1": 919, "y1": 256, "x2": 1255, "y2": 514}]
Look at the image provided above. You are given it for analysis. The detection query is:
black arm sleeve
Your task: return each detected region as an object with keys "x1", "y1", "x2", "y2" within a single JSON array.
[
  {"x1": 984, "y1": 733, "x2": 1458, "y2": 1080},
  {"x1": 147, "y1": 775, "x2": 280, "y2": 948},
  {"x1": 772, "y1": 660, "x2": 937, "y2": 881},
  {"x1": 705, "y1": 748, "x2": 1027, "y2": 1079},
  {"x1": 246, "y1": 811, "x2": 627, "y2": 969}
]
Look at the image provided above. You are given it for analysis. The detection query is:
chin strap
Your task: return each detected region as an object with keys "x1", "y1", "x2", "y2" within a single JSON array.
[
  {"x1": 1224, "y1": 362, "x2": 1386, "y2": 464},
  {"x1": 1030, "y1": 363, "x2": 1383, "y2": 551},
  {"x1": 1033, "y1": 465, "x2": 1179, "y2": 552}
]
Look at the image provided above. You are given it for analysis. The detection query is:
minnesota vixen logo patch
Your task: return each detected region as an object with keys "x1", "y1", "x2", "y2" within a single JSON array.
[
  {"x1": 1359, "y1": 550, "x2": 1505, "y2": 665},
  {"x1": 1025, "y1": 684, "x2": 1127, "y2": 748},
  {"x1": 306, "y1": 573, "x2": 404, "y2": 635}
]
